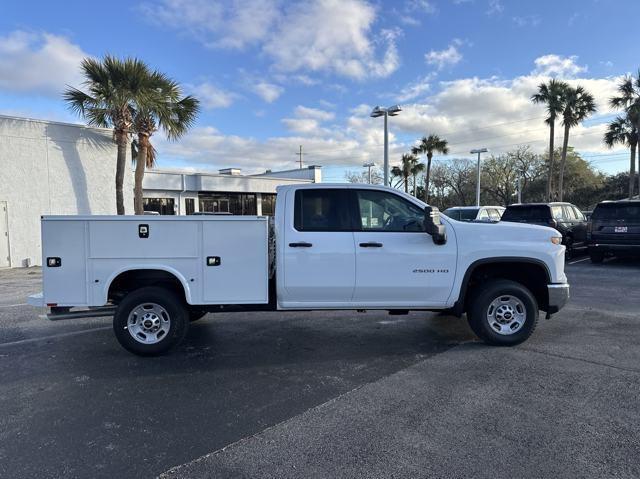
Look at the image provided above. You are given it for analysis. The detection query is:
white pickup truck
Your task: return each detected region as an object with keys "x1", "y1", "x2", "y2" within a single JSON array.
[{"x1": 29, "y1": 184, "x2": 569, "y2": 356}]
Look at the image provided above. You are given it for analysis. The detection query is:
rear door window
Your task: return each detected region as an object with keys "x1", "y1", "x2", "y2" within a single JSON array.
[
  {"x1": 294, "y1": 189, "x2": 352, "y2": 231},
  {"x1": 562, "y1": 206, "x2": 577, "y2": 220},
  {"x1": 478, "y1": 209, "x2": 490, "y2": 221}
]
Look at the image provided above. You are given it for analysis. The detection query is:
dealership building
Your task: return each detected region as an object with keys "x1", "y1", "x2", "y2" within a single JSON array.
[{"x1": 0, "y1": 115, "x2": 321, "y2": 267}]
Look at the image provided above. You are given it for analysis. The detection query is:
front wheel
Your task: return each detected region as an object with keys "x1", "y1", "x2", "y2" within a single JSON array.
[
  {"x1": 467, "y1": 279, "x2": 538, "y2": 346},
  {"x1": 113, "y1": 286, "x2": 189, "y2": 356}
]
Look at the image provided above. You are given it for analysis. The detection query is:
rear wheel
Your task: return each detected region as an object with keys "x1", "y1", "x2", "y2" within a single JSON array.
[
  {"x1": 589, "y1": 250, "x2": 604, "y2": 264},
  {"x1": 467, "y1": 279, "x2": 538, "y2": 346},
  {"x1": 113, "y1": 286, "x2": 189, "y2": 356}
]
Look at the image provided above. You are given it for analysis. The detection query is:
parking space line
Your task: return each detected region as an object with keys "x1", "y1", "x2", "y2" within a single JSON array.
[
  {"x1": 0, "y1": 303, "x2": 29, "y2": 309},
  {"x1": 568, "y1": 257, "x2": 589, "y2": 265},
  {"x1": 0, "y1": 326, "x2": 111, "y2": 348}
]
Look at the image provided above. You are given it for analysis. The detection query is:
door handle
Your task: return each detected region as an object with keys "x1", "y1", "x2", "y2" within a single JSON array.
[
  {"x1": 359, "y1": 242, "x2": 383, "y2": 248},
  {"x1": 289, "y1": 242, "x2": 313, "y2": 248}
]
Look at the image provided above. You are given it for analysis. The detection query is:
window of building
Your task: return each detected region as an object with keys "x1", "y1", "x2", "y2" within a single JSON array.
[
  {"x1": 356, "y1": 190, "x2": 423, "y2": 232},
  {"x1": 185, "y1": 198, "x2": 195, "y2": 215},
  {"x1": 294, "y1": 189, "x2": 351, "y2": 231},
  {"x1": 198, "y1": 193, "x2": 257, "y2": 215},
  {"x1": 261, "y1": 194, "x2": 277, "y2": 216},
  {"x1": 143, "y1": 198, "x2": 175, "y2": 215}
]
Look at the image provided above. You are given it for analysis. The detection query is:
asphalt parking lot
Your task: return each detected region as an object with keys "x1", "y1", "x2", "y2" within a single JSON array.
[{"x1": 1, "y1": 257, "x2": 639, "y2": 479}]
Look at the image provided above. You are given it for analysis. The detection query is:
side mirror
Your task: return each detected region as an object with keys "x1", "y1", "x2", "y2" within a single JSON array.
[{"x1": 424, "y1": 206, "x2": 447, "y2": 245}]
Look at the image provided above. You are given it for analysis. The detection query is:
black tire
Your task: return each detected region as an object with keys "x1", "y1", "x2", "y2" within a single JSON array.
[
  {"x1": 467, "y1": 279, "x2": 538, "y2": 346},
  {"x1": 113, "y1": 286, "x2": 189, "y2": 356},
  {"x1": 589, "y1": 250, "x2": 604, "y2": 264},
  {"x1": 189, "y1": 309, "x2": 208, "y2": 322},
  {"x1": 564, "y1": 237, "x2": 574, "y2": 260}
]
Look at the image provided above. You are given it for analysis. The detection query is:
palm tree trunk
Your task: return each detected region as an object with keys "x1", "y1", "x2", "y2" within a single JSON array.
[
  {"x1": 404, "y1": 174, "x2": 408, "y2": 193},
  {"x1": 412, "y1": 174, "x2": 417, "y2": 196},
  {"x1": 115, "y1": 129, "x2": 128, "y2": 215},
  {"x1": 425, "y1": 153, "x2": 432, "y2": 203},
  {"x1": 134, "y1": 133, "x2": 149, "y2": 215},
  {"x1": 630, "y1": 140, "x2": 637, "y2": 199},
  {"x1": 558, "y1": 123, "x2": 570, "y2": 202},
  {"x1": 546, "y1": 120, "x2": 555, "y2": 202}
]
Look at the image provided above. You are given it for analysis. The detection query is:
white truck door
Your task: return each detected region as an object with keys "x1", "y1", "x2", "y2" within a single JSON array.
[
  {"x1": 351, "y1": 189, "x2": 456, "y2": 306},
  {"x1": 282, "y1": 188, "x2": 356, "y2": 304}
]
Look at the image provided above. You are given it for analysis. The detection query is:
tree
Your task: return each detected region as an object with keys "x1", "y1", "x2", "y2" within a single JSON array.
[
  {"x1": 345, "y1": 167, "x2": 383, "y2": 184},
  {"x1": 64, "y1": 56, "x2": 142, "y2": 214},
  {"x1": 610, "y1": 73, "x2": 640, "y2": 198},
  {"x1": 531, "y1": 79, "x2": 568, "y2": 201},
  {"x1": 131, "y1": 70, "x2": 199, "y2": 214},
  {"x1": 410, "y1": 160, "x2": 426, "y2": 197},
  {"x1": 604, "y1": 115, "x2": 638, "y2": 198},
  {"x1": 558, "y1": 86, "x2": 596, "y2": 200},
  {"x1": 391, "y1": 153, "x2": 419, "y2": 193},
  {"x1": 412, "y1": 134, "x2": 449, "y2": 202}
]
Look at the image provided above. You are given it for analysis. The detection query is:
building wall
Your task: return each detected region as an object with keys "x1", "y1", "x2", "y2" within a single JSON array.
[{"x1": 0, "y1": 115, "x2": 134, "y2": 266}]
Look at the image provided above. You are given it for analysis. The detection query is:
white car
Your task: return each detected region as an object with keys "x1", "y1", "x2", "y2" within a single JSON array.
[
  {"x1": 29, "y1": 184, "x2": 569, "y2": 356},
  {"x1": 443, "y1": 206, "x2": 505, "y2": 222}
]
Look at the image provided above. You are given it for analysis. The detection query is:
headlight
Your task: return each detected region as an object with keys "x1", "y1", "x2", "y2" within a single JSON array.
[{"x1": 550, "y1": 236, "x2": 562, "y2": 245}]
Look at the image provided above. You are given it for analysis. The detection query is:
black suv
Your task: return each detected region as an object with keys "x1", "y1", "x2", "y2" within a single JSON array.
[
  {"x1": 501, "y1": 202, "x2": 588, "y2": 257},
  {"x1": 588, "y1": 200, "x2": 640, "y2": 263}
]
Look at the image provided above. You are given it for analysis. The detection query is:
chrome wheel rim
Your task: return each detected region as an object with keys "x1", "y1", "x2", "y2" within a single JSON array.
[
  {"x1": 127, "y1": 303, "x2": 171, "y2": 344},
  {"x1": 486, "y1": 295, "x2": 526, "y2": 335}
]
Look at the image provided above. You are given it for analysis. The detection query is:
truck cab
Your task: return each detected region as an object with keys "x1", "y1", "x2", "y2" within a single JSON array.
[{"x1": 30, "y1": 184, "x2": 570, "y2": 356}]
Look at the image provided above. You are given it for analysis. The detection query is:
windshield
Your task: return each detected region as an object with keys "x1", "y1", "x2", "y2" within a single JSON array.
[{"x1": 592, "y1": 203, "x2": 640, "y2": 222}]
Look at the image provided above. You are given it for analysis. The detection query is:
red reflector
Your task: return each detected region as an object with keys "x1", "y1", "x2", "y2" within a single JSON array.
[{"x1": 46, "y1": 303, "x2": 57, "y2": 307}]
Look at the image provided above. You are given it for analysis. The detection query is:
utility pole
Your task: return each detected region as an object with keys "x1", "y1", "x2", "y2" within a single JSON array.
[
  {"x1": 296, "y1": 145, "x2": 303, "y2": 169},
  {"x1": 370, "y1": 105, "x2": 401, "y2": 187},
  {"x1": 516, "y1": 177, "x2": 522, "y2": 203}
]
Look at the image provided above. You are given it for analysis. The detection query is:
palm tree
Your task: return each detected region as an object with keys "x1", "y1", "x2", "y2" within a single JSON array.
[
  {"x1": 391, "y1": 153, "x2": 418, "y2": 193},
  {"x1": 412, "y1": 134, "x2": 449, "y2": 203},
  {"x1": 604, "y1": 115, "x2": 638, "y2": 199},
  {"x1": 531, "y1": 79, "x2": 568, "y2": 201},
  {"x1": 558, "y1": 85, "x2": 596, "y2": 201},
  {"x1": 410, "y1": 161, "x2": 426, "y2": 196},
  {"x1": 131, "y1": 70, "x2": 199, "y2": 214},
  {"x1": 610, "y1": 73, "x2": 640, "y2": 198},
  {"x1": 64, "y1": 56, "x2": 143, "y2": 215}
]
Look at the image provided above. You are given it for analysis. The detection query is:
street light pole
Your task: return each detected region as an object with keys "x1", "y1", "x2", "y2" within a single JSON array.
[
  {"x1": 470, "y1": 148, "x2": 488, "y2": 207},
  {"x1": 371, "y1": 105, "x2": 401, "y2": 187},
  {"x1": 363, "y1": 162, "x2": 375, "y2": 184}
]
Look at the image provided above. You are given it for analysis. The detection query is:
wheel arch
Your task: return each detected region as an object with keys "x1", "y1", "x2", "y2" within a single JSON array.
[
  {"x1": 104, "y1": 265, "x2": 193, "y2": 305},
  {"x1": 453, "y1": 257, "x2": 551, "y2": 315}
]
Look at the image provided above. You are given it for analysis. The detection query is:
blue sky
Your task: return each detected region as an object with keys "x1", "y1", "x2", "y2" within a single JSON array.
[{"x1": 1, "y1": 0, "x2": 639, "y2": 181}]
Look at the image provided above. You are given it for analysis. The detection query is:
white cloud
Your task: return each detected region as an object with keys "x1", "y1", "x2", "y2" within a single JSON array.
[
  {"x1": 0, "y1": 30, "x2": 88, "y2": 96},
  {"x1": 425, "y1": 41, "x2": 463, "y2": 69},
  {"x1": 294, "y1": 105, "x2": 335, "y2": 122},
  {"x1": 512, "y1": 15, "x2": 541, "y2": 27},
  {"x1": 395, "y1": 74, "x2": 433, "y2": 102},
  {"x1": 140, "y1": 0, "x2": 280, "y2": 50},
  {"x1": 154, "y1": 55, "x2": 626, "y2": 175},
  {"x1": 533, "y1": 54, "x2": 587, "y2": 78},
  {"x1": 251, "y1": 81, "x2": 283, "y2": 103},
  {"x1": 486, "y1": 0, "x2": 504, "y2": 15},
  {"x1": 143, "y1": 0, "x2": 400, "y2": 80},
  {"x1": 189, "y1": 82, "x2": 236, "y2": 109}
]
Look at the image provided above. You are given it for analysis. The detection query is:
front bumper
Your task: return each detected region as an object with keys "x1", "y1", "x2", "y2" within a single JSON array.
[{"x1": 546, "y1": 283, "x2": 570, "y2": 314}]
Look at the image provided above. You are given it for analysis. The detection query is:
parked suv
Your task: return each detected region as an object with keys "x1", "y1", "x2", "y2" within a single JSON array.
[
  {"x1": 588, "y1": 200, "x2": 640, "y2": 263},
  {"x1": 501, "y1": 202, "x2": 587, "y2": 257},
  {"x1": 443, "y1": 206, "x2": 505, "y2": 222}
]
